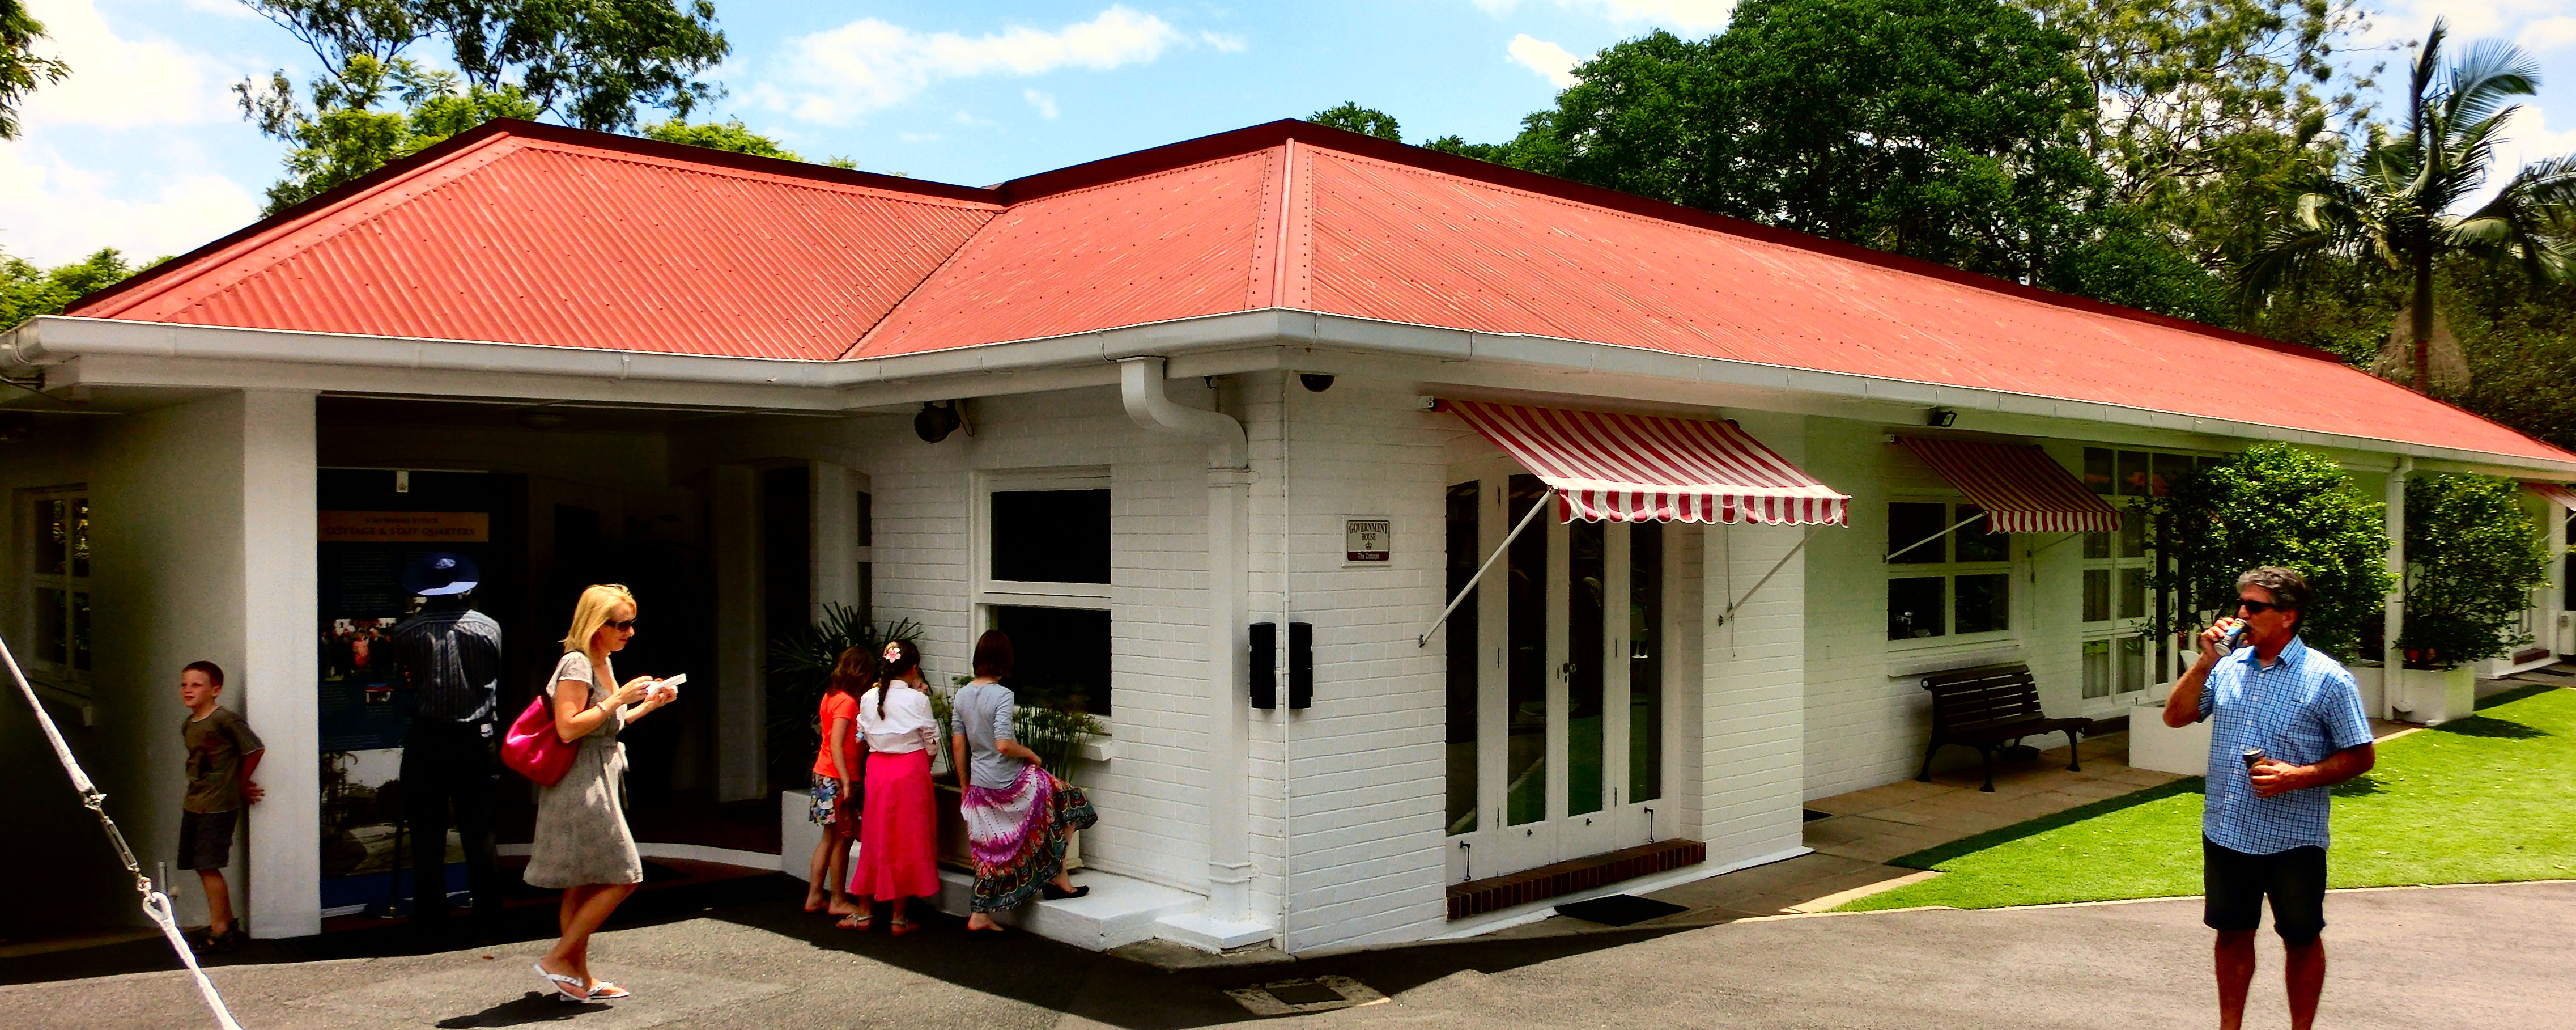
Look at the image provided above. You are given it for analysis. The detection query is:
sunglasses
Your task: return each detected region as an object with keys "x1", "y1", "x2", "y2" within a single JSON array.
[
  {"x1": 607, "y1": 618, "x2": 639, "y2": 632},
  {"x1": 2234, "y1": 599, "x2": 2288, "y2": 615}
]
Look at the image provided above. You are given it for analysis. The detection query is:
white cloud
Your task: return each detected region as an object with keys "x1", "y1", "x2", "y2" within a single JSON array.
[
  {"x1": 2456, "y1": 105, "x2": 2576, "y2": 213},
  {"x1": 1198, "y1": 31, "x2": 1248, "y2": 52},
  {"x1": 2518, "y1": 16, "x2": 2576, "y2": 52},
  {"x1": 1472, "y1": 0, "x2": 1738, "y2": 34},
  {"x1": 1024, "y1": 88, "x2": 1059, "y2": 118},
  {"x1": 19, "y1": 0, "x2": 243, "y2": 129},
  {"x1": 1507, "y1": 34, "x2": 1582, "y2": 87},
  {"x1": 764, "y1": 6, "x2": 1188, "y2": 124},
  {"x1": 0, "y1": 142, "x2": 259, "y2": 265},
  {"x1": 2364, "y1": 1, "x2": 2565, "y2": 50}
]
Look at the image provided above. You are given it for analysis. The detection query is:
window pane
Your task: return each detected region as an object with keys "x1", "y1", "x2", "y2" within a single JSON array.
[
  {"x1": 36, "y1": 499, "x2": 66, "y2": 575},
  {"x1": 1444, "y1": 481, "x2": 1480, "y2": 835},
  {"x1": 1956, "y1": 573, "x2": 2011, "y2": 634},
  {"x1": 2082, "y1": 531, "x2": 2110, "y2": 560},
  {"x1": 2082, "y1": 639, "x2": 2111, "y2": 698},
  {"x1": 992, "y1": 605, "x2": 1112, "y2": 715},
  {"x1": 70, "y1": 592, "x2": 90, "y2": 672},
  {"x1": 35, "y1": 588, "x2": 67, "y2": 664},
  {"x1": 2118, "y1": 451, "x2": 2150, "y2": 497},
  {"x1": 855, "y1": 491, "x2": 873, "y2": 548},
  {"x1": 2119, "y1": 505, "x2": 2147, "y2": 558},
  {"x1": 1629, "y1": 522, "x2": 1663, "y2": 805},
  {"x1": 2082, "y1": 569, "x2": 2111, "y2": 622},
  {"x1": 2118, "y1": 635, "x2": 2148, "y2": 692},
  {"x1": 1506, "y1": 475, "x2": 1549, "y2": 826},
  {"x1": 70, "y1": 499, "x2": 90, "y2": 577},
  {"x1": 1955, "y1": 506, "x2": 2009, "y2": 563},
  {"x1": 1889, "y1": 577, "x2": 1946, "y2": 639},
  {"x1": 857, "y1": 564, "x2": 873, "y2": 634},
  {"x1": 2119, "y1": 567, "x2": 2148, "y2": 619},
  {"x1": 991, "y1": 489, "x2": 1111, "y2": 584},
  {"x1": 1888, "y1": 502, "x2": 1948, "y2": 564},
  {"x1": 1567, "y1": 520, "x2": 1605, "y2": 817},
  {"x1": 2150, "y1": 454, "x2": 2191, "y2": 499},
  {"x1": 2083, "y1": 448, "x2": 2114, "y2": 494}
]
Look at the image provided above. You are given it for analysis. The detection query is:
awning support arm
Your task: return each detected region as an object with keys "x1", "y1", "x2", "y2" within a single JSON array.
[
  {"x1": 1717, "y1": 524, "x2": 1825, "y2": 627},
  {"x1": 1883, "y1": 511, "x2": 1988, "y2": 563},
  {"x1": 1417, "y1": 488, "x2": 1556, "y2": 647}
]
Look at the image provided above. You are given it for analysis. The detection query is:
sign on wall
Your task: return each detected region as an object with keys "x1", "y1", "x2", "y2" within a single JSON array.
[{"x1": 1345, "y1": 519, "x2": 1391, "y2": 563}]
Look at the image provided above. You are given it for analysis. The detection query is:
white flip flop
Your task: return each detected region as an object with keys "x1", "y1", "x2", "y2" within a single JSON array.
[{"x1": 533, "y1": 962, "x2": 589, "y2": 1002}]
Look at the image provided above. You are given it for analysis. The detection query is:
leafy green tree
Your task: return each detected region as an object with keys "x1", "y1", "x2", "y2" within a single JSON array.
[
  {"x1": 2397, "y1": 473, "x2": 2550, "y2": 667},
  {"x1": 642, "y1": 117, "x2": 854, "y2": 167},
  {"x1": 2145, "y1": 442, "x2": 2396, "y2": 661},
  {"x1": 1, "y1": 0, "x2": 70, "y2": 139},
  {"x1": 2241, "y1": 19, "x2": 2576, "y2": 394},
  {"x1": 1484, "y1": 0, "x2": 2109, "y2": 281},
  {"x1": 2, "y1": 249, "x2": 148, "y2": 332},
  {"x1": 1309, "y1": 102, "x2": 1401, "y2": 141}
]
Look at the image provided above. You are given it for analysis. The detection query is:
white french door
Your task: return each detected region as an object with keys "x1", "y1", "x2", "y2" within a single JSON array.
[{"x1": 1446, "y1": 466, "x2": 1670, "y2": 884}]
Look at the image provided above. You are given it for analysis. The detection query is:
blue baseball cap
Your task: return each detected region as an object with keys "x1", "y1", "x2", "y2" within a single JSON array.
[{"x1": 401, "y1": 553, "x2": 481, "y2": 596}]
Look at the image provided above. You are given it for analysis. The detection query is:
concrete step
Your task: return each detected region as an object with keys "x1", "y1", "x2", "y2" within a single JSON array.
[{"x1": 925, "y1": 867, "x2": 1205, "y2": 950}]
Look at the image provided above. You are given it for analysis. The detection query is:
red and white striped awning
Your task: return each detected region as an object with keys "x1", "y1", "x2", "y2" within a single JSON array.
[
  {"x1": 2527, "y1": 482, "x2": 2576, "y2": 514},
  {"x1": 1444, "y1": 400, "x2": 1848, "y2": 525},
  {"x1": 1897, "y1": 436, "x2": 2121, "y2": 533}
]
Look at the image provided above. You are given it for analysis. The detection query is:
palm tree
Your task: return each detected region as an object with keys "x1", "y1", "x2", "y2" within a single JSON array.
[{"x1": 2240, "y1": 19, "x2": 2576, "y2": 394}]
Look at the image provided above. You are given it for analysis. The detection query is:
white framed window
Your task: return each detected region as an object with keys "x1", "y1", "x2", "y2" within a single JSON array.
[
  {"x1": 24, "y1": 488, "x2": 92, "y2": 692},
  {"x1": 2077, "y1": 446, "x2": 2217, "y2": 698},
  {"x1": 977, "y1": 469, "x2": 1113, "y2": 717},
  {"x1": 1886, "y1": 501, "x2": 2012, "y2": 643}
]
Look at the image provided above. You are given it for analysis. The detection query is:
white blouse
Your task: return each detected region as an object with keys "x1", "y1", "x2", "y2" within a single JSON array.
[{"x1": 856, "y1": 686, "x2": 938, "y2": 753}]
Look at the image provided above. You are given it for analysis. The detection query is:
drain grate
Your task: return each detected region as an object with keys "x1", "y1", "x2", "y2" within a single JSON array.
[{"x1": 1226, "y1": 976, "x2": 1389, "y2": 1016}]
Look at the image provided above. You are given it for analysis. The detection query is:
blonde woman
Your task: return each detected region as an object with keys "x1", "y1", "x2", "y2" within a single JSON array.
[{"x1": 528, "y1": 585, "x2": 675, "y2": 1003}]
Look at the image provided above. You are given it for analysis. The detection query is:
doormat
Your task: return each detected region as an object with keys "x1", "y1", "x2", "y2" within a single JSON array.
[{"x1": 1554, "y1": 894, "x2": 1689, "y2": 926}]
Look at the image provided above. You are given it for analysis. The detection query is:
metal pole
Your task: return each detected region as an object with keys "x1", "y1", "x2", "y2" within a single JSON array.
[
  {"x1": 1883, "y1": 511, "x2": 1988, "y2": 563},
  {"x1": 1418, "y1": 487, "x2": 1556, "y2": 647}
]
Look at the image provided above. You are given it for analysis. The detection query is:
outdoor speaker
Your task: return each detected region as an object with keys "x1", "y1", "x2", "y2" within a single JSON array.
[
  {"x1": 1249, "y1": 622, "x2": 1277, "y2": 709},
  {"x1": 1288, "y1": 621, "x2": 1313, "y2": 709}
]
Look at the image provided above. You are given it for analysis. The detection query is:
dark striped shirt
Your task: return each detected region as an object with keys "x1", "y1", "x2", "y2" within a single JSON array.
[{"x1": 389, "y1": 608, "x2": 504, "y2": 726}]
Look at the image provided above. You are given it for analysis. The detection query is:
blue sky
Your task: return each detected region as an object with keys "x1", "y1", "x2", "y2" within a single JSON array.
[{"x1": 3, "y1": 0, "x2": 2573, "y2": 266}]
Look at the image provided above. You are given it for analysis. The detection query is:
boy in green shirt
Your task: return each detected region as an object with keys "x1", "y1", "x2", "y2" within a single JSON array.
[{"x1": 179, "y1": 660, "x2": 264, "y2": 951}]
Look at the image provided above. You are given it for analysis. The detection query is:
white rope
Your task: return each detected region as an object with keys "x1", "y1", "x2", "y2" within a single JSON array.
[{"x1": 2, "y1": 634, "x2": 243, "y2": 1030}]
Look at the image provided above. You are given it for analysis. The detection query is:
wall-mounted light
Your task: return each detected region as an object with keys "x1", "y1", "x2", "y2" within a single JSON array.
[
  {"x1": 915, "y1": 400, "x2": 964, "y2": 443},
  {"x1": 1927, "y1": 409, "x2": 1958, "y2": 428}
]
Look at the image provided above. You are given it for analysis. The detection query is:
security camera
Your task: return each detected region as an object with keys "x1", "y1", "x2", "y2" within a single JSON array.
[
  {"x1": 915, "y1": 401, "x2": 964, "y2": 443},
  {"x1": 1300, "y1": 373, "x2": 1336, "y2": 393}
]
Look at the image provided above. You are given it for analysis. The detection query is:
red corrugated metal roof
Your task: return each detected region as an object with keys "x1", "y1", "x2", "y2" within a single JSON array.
[{"x1": 71, "y1": 118, "x2": 2575, "y2": 467}]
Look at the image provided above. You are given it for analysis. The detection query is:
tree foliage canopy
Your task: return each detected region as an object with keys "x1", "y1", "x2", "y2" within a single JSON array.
[
  {"x1": 1309, "y1": 101, "x2": 1401, "y2": 141},
  {"x1": 641, "y1": 117, "x2": 853, "y2": 167},
  {"x1": 2398, "y1": 473, "x2": 2551, "y2": 667},
  {"x1": 2, "y1": 249, "x2": 148, "y2": 332},
  {"x1": 0, "y1": 0, "x2": 69, "y2": 139},
  {"x1": 239, "y1": 56, "x2": 541, "y2": 214},
  {"x1": 2145, "y1": 442, "x2": 2395, "y2": 661}
]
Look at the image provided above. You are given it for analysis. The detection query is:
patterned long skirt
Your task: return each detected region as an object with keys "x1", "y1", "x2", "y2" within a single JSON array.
[{"x1": 960, "y1": 764, "x2": 1098, "y2": 913}]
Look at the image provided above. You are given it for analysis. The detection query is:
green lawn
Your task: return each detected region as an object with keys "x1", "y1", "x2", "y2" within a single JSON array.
[{"x1": 1839, "y1": 684, "x2": 2576, "y2": 912}]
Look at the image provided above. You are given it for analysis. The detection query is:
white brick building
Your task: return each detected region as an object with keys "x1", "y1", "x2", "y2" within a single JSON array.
[{"x1": 5, "y1": 120, "x2": 2570, "y2": 954}]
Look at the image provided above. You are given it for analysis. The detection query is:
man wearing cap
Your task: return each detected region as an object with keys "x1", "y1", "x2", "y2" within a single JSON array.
[{"x1": 389, "y1": 552, "x2": 507, "y2": 941}]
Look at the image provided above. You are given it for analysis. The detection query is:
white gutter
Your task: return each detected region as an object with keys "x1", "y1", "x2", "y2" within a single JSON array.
[
  {"x1": 1117, "y1": 358, "x2": 1262, "y2": 936},
  {"x1": 11, "y1": 310, "x2": 2572, "y2": 477}
]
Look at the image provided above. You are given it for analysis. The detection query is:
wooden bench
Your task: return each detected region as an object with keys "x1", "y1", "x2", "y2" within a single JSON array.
[{"x1": 1916, "y1": 663, "x2": 2093, "y2": 792}]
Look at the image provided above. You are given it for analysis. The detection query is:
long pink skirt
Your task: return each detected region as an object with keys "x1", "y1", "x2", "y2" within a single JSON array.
[{"x1": 848, "y1": 749, "x2": 939, "y2": 901}]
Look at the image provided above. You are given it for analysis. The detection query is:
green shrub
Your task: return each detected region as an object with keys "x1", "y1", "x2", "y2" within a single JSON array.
[
  {"x1": 2146, "y1": 442, "x2": 2396, "y2": 660},
  {"x1": 2398, "y1": 473, "x2": 2551, "y2": 668}
]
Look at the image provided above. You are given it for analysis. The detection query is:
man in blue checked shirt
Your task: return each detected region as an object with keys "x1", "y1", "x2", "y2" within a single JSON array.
[{"x1": 2164, "y1": 566, "x2": 2376, "y2": 1030}]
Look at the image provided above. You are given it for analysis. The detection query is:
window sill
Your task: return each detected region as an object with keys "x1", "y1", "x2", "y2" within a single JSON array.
[{"x1": 1885, "y1": 641, "x2": 2023, "y2": 679}]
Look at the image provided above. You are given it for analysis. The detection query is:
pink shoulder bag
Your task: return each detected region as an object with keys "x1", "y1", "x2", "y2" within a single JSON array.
[{"x1": 503, "y1": 690, "x2": 579, "y2": 786}]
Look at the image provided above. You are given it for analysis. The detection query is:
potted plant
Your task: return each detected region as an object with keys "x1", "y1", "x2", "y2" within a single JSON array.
[{"x1": 2394, "y1": 474, "x2": 2549, "y2": 723}]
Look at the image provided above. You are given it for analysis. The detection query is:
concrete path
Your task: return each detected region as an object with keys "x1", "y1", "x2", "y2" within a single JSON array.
[{"x1": 8, "y1": 879, "x2": 2570, "y2": 1028}]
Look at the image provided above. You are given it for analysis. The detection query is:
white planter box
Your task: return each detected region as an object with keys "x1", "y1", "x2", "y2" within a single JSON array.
[
  {"x1": 2127, "y1": 697, "x2": 2213, "y2": 776},
  {"x1": 2389, "y1": 665, "x2": 2476, "y2": 726}
]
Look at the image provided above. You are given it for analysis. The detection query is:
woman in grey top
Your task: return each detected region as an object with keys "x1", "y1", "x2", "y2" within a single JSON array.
[
  {"x1": 529, "y1": 584, "x2": 675, "y2": 1003},
  {"x1": 953, "y1": 630, "x2": 1095, "y2": 932}
]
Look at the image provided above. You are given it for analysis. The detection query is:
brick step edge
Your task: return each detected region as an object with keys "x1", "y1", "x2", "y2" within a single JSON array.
[{"x1": 1446, "y1": 839, "x2": 1708, "y2": 920}]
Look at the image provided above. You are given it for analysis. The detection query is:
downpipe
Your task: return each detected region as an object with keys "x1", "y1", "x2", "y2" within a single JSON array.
[{"x1": 1119, "y1": 357, "x2": 1258, "y2": 926}]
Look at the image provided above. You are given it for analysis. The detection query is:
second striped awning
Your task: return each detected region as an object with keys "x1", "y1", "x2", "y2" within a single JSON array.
[
  {"x1": 2527, "y1": 482, "x2": 2576, "y2": 514},
  {"x1": 1444, "y1": 400, "x2": 1848, "y2": 525},
  {"x1": 1897, "y1": 436, "x2": 2121, "y2": 533}
]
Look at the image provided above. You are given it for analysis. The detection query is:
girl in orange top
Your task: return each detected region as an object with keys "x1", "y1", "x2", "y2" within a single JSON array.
[{"x1": 804, "y1": 645, "x2": 872, "y2": 917}]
